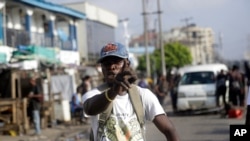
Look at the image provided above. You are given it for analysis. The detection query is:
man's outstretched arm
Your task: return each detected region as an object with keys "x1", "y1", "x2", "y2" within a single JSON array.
[{"x1": 153, "y1": 114, "x2": 180, "y2": 141}]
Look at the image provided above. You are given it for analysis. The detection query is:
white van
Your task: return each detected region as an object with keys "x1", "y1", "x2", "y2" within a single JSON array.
[{"x1": 177, "y1": 63, "x2": 228, "y2": 111}]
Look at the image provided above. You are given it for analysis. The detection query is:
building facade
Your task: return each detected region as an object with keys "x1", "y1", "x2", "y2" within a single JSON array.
[
  {"x1": 0, "y1": 0, "x2": 86, "y2": 68},
  {"x1": 163, "y1": 24, "x2": 215, "y2": 65},
  {"x1": 61, "y1": 1, "x2": 118, "y2": 64}
]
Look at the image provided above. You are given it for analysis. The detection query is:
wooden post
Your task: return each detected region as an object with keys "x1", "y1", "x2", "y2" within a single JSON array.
[
  {"x1": 46, "y1": 68, "x2": 55, "y2": 127},
  {"x1": 17, "y1": 71, "x2": 22, "y2": 99},
  {"x1": 11, "y1": 71, "x2": 16, "y2": 99},
  {"x1": 22, "y1": 98, "x2": 29, "y2": 134}
]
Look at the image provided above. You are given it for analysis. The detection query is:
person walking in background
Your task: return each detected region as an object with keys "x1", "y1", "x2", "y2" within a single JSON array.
[
  {"x1": 228, "y1": 65, "x2": 243, "y2": 107},
  {"x1": 78, "y1": 75, "x2": 92, "y2": 96},
  {"x1": 169, "y1": 73, "x2": 181, "y2": 113},
  {"x1": 82, "y1": 42, "x2": 180, "y2": 141},
  {"x1": 216, "y1": 69, "x2": 227, "y2": 107},
  {"x1": 70, "y1": 88, "x2": 83, "y2": 117},
  {"x1": 137, "y1": 73, "x2": 149, "y2": 89},
  {"x1": 76, "y1": 75, "x2": 92, "y2": 123},
  {"x1": 27, "y1": 76, "x2": 46, "y2": 139},
  {"x1": 155, "y1": 74, "x2": 169, "y2": 106}
]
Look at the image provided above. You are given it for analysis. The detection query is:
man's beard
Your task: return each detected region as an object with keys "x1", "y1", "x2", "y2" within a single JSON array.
[{"x1": 105, "y1": 73, "x2": 116, "y2": 86}]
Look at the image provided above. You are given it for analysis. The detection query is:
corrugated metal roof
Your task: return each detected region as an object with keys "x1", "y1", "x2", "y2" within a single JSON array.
[{"x1": 17, "y1": 0, "x2": 86, "y2": 19}]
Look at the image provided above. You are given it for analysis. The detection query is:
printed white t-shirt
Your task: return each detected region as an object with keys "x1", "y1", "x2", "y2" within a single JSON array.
[{"x1": 82, "y1": 85, "x2": 165, "y2": 141}]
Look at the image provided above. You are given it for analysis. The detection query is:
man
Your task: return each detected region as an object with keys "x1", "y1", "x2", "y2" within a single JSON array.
[
  {"x1": 28, "y1": 76, "x2": 46, "y2": 139},
  {"x1": 216, "y1": 69, "x2": 227, "y2": 107},
  {"x1": 229, "y1": 65, "x2": 243, "y2": 106},
  {"x1": 154, "y1": 74, "x2": 168, "y2": 106},
  {"x1": 83, "y1": 42, "x2": 180, "y2": 141},
  {"x1": 137, "y1": 73, "x2": 149, "y2": 89}
]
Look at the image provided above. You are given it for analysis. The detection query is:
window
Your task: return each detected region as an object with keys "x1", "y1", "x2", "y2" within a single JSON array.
[{"x1": 180, "y1": 71, "x2": 215, "y2": 85}]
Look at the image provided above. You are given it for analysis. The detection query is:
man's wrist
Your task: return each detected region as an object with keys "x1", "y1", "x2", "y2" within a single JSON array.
[{"x1": 105, "y1": 91, "x2": 113, "y2": 102}]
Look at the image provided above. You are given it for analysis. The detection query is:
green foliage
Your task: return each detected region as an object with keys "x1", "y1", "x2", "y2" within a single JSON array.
[
  {"x1": 163, "y1": 42, "x2": 192, "y2": 69},
  {"x1": 137, "y1": 42, "x2": 192, "y2": 74},
  {"x1": 137, "y1": 55, "x2": 146, "y2": 71}
]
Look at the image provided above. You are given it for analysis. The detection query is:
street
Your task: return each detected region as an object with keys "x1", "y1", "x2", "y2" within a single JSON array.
[
  {"x1": 145, "y1": 97, "x2": 245, "y2": 141},
  {"x1": 0, "y1": 97, "x2": 246, "y2": 141},
  {"x1": 146, "y1": 114, "x2": 244, "y2": 141}
]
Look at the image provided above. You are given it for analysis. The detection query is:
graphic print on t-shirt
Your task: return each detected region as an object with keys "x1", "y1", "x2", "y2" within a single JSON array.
[{"x1": 100, "y1": 114, "x2": 144, "y2": 141}]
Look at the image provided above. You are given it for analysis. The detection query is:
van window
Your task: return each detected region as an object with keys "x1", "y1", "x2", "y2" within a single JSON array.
[{"x1": 180, "y1": 71, "x2": 215, "y2": 85}]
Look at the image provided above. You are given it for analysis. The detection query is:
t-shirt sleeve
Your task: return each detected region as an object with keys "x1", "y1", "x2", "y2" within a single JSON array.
[
  {"x1": 82, "y1": 88, "x2": 101, "y2": 104},
  {"x1": 138, "y1": 87, "x2": 166, "y2": 121}
]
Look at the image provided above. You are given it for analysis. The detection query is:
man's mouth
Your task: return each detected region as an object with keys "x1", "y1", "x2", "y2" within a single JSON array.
[{"x1": 107, "y1": 74, "x2": 115, "y2": 79}]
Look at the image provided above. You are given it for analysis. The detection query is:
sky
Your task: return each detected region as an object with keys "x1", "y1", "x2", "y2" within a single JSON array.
[{"x1": 50, "y1": 0, "x2": 250, "y2": 61}]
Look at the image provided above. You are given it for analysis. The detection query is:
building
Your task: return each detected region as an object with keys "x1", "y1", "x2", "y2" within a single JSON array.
[
  {"x1": 59, "y1": 1, "x2": 118, "y2": 64},
  {"x1": 0, "y1": 0, "x2": 86, "y2": 68},
  {"x1": 163, "y1": 24, "x2": 215, "y2": 65},
  {"x1": 129, "y1": 24, "x2": 216, "y2": 65},
  {"x1": 129, "y1": 30, "x2": 157, "y2": 48}
]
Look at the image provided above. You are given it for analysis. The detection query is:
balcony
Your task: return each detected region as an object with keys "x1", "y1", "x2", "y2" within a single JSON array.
[{"x1": 5, "y1": 28, "x2": 76, "y2": 50}]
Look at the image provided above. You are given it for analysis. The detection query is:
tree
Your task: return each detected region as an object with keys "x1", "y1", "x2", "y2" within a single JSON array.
[
  {"x1": 137, "y1": 42, "x2": 192, "y2": 75},
  {"x1": 162, "y1": 42, "x2": 192, "y2": 69}
]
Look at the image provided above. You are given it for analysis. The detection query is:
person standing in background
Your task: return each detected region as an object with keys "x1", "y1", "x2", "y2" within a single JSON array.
[
  {"x1": 228, "y1": 65, "x2": 243, "y2": 107},
  {"x1": 216, "y1": 69, "x2": 227, "y2": 107},
  {"x1": 138, "y1": 73, "x2": 149, "y2": 89},
  {"x1": 154, "y1": 74, "x2": 169, "y2": 106},
  {"x1": 78, "y1": 75, "x2": 92, "y2": 96},
  {"x1": 27, "y1": 76, "x2": 46, "y2": 139},
  {"x1": 77, "y1": 75, "x2": 92, "y2": 123}
]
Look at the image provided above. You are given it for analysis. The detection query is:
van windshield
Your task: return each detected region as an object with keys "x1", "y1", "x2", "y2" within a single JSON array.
[{"x1": 179, "y1": 71, "x2": 215, "y2": 85}]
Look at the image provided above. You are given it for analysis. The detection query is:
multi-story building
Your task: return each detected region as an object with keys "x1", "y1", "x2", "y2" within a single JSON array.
[
  {"x1": 129, "y1": 30, "x2": 157, "y2": 48},
  {"x1": 58, "y1": 1, "x2": 118, "y2": 64},
  {"x1": 163, "y1": 24, "x2": 215, "y2": 65},
  {"x1": 129, "y1": 24, "x2": 216, "y2": 65},
  {"x1": 0, "y1": 0, "x2": 86, "y2": 68}
]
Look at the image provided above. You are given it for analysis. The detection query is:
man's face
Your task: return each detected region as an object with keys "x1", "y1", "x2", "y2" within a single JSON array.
[
  {"x1": 30, "y1": 79, "x2": 36, "y2": 86},
  {"x1": 100, "y1": 56, "x2": 125, "y2": 84}
]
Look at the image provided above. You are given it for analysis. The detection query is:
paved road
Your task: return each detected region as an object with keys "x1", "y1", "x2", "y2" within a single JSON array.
[
  {"x1": 0, "y1": 97, "x2": 246, "y2": 141},
  {"x1": 145, "y1": 114, "x2": 245, "y2": 141},
  {"x1": 145, "y1": 97, "x2": 246, "y2": 141}
]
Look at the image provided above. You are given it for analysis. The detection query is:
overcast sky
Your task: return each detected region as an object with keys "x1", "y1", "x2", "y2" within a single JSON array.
[{"x1": 51, "y1": 0, "x2": 250, "y2": 61}]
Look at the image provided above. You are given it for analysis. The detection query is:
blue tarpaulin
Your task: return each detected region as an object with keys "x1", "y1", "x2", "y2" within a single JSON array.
[{"x1": 13, "y1": 45, "x2": 60, "y2": 63}]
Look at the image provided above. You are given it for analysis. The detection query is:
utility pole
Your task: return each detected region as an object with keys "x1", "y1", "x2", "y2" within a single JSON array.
[
  {"x1": 142, "y1": 0, "x2": 151, "y2": 78},
  {"x1": 218, "y1": 32, "x2": 223, "y2": 49},
  {"x1": 118, "y1": 18, "x2": 130, "y2": 51},
  {"x1": 156, "y1": 0, "x2": 166, "y2": 76}
]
